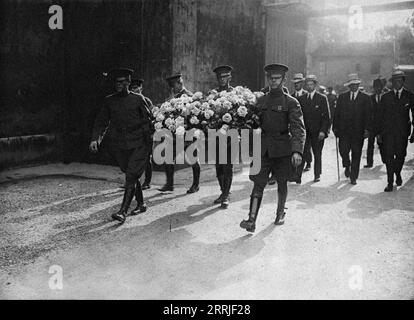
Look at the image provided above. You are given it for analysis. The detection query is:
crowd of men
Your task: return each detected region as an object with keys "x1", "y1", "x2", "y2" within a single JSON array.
[{"x1": 89, "y1": 64, "x2": 414, "y2": 232}]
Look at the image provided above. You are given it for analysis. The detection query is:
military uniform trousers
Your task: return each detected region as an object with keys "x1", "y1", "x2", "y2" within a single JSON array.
[
  {"x1": 250, "y1": 152, "x2": 291, "y2": 197},
  {"x1": 338, "y1": 134, "x2": 364, "y2": 181}
]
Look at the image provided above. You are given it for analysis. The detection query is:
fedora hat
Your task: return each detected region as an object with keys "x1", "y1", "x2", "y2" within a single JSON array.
[
  {"x1": 389, "y1": 69, "x2": 405, "y2": 81},
  {"x1": 291, "y1": 73, "x2": 305, "y2": 83},
  {"x1": 344, "y1": 73, "x2": 361, "y2": 86},
  {"x1": 305, "y1": 74, "x2": 318, "y2": 83}
]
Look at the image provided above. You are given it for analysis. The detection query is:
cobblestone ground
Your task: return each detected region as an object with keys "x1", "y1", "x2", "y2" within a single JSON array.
[{"x1": 1, "y1": 136, "x2": 413, "y2": 299}]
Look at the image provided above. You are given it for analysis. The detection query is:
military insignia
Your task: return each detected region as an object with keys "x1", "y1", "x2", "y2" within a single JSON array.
[{"x1": 277, "y1": 105, "x2": 283, "y2": 111}]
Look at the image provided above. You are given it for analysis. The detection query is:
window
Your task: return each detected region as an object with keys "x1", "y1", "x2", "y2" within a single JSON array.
[{"x1": 370, "y1": 60, "x2": 380, "y2": 74}]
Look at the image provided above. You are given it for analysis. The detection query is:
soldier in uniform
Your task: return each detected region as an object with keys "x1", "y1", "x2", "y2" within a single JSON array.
[
  {"x1": 211, "y1": 65, "x2": 235, "y2": 208},
  {"x1": 90, "y1": 68, "x2": 153, "y2": 223},
  {"x1": 364, "y1": 77, "x2": 385, "y2": 168},
  {"x1": 333, "y1": 73, "x2": 371, "y2": 185},
  {"x1": 130, "y1": 78, "x2": 153, "y2": 189},
  {"x1": 377, "y1": 70, "x2": 414, "y2": 192},
  {"x1": 296, "y1": 75, "x2": 331, "y2": 183},
  {"x1": 158, "y1": 73, "x2": 201, "y2": 194},
  {"x1": 240, "y1": 63, "x2": 305, "y2": 232}
]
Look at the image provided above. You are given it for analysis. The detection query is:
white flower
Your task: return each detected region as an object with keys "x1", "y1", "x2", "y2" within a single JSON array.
[
  {"x1": 219, "y1": 124, "x2": 229, "y2": 135},
  {"x1": 223, "y1": 100, "x2": 232, "y2": 110},
  {"x1": 156, "y1": 113, "x2": 165, "y2": 122},
  {"x1": 222, "y1": 113, "x2": 232, "y2": 123},
  {"x1": 154, "y1": 122, "x2": 163, "y2": 131},
  {"x1": 190, "y1": 116, "x2": 199, "y2": 125},
  {"x1": 192, "y1": 107, "x2": 201, "y2": 116},
  {"x1": 175, "y1": 125, "x2": 185, "y2": 136},
  {"x1": 192, "y1": 91, "x2": 203, "y2": 100},
  {"x1": 204, "y1": 111, "x2": 212, "y2": 119},
  {"x1": 165, "y1": 117, "x2": 174, "y2": 127},
  {"x1": 175, "y1": 116, "x2": 185, "y2": 127},
  {"x1": 152, "y1": 106, "x2": 160, "y2": 115},
  {"x1": 201, "y1": 102, "x2": 210, "y2": 110},
  {"x1": 237, "y1": 106, "x2": 248, "y2": 117}
]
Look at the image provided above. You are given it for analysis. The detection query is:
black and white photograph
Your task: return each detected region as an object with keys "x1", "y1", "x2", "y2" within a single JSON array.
[{"x1": 0, "y1": 0, "x2": 413, "y2": 304}]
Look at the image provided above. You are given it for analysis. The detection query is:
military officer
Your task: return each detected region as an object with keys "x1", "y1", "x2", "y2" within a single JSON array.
[
  {"x1": 158, "y1": 73, "x2": 201, "y2": 194},
  {"x1": 333, "y1": 73, "x2": 371, "y2": 185},
  {"x1": 296, "y1": 75, "x2": 331, "y2": 183},
  {"x1": 212, "y1": 65, "x2": 236, "y2": 208},
  {"x1": 377, "y1": 70, "x2": 414, "y2": 192},
  {"x1": 240, "y1": 63, "x2": 306, "y2": 232},
  {"x1": 90, "y1": 68, "x2": 153, "y2": 223},
  {"x1": 130, "y1": 78, "x2": 153, "y2": 190},
  {"x1": 364, "y1": 77, "x2": 385, "y2": 168}
]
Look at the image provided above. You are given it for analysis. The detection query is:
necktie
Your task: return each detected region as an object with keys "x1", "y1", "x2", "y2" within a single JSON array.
[{"x1": 395, "y1": 91, "x2": 399, "y2": 100}]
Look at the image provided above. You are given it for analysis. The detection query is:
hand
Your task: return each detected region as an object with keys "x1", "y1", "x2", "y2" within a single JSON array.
[
  {"x1": 376, "y1": 135, "x2": 382, "y2": 144},
  {"x1": 318, "y1": 131, "x2": 326, "y2": 141},
  {"x1": 291, "y1": 152, "x2": 302, "y2": 167},
  {"x1": 89, "y1": 140, "x2": 98, "y2": 153},
  {"x1": 363, "y1": 130, "x2": 369, "y2": 139},
  {"x1": 410, "y1": 135, "x2": 414, "y2": 143}
]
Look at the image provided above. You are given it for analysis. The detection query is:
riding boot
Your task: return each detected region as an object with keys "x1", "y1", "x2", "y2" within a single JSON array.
[
  {"x1": 275, "y1": 183, "x2": 288, "y2": 225},
  {"x1": 130, "y1": 183, "x2": 147, "y2": 215},
  {"x1": 240, "y1": 196, "x2": 262, "y2": 232},
  {"x1": 221, "y1": 173, "x2": 232, "y2": 208},
  {"x1": 112, "y1": 187, "x2": 135, "y2": 223},
  {"x1": 158, "y1": 164, "x2": 174, "y2": 192},
  {"x1": 187, "y1": 163, "x2": 200, "y2": 194}
]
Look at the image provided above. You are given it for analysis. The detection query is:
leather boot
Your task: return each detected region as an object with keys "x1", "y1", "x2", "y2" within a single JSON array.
[
  {"x1": 112, "y1": 187, "x2": 135, "y2": 223},
  {"x1": 240, "y1": 196, "x2": 262, "y2": 232},
  {"x1": 213, "y1": 174, "x2": 224, "y2": 204},
  {"x1": 158, "y1": 164, "x2": 174, "y2": 192},
  {"x1": 130, "y1": 183, "x2": 147, "y2": 215},
  {"x1": 221, "y1": 174, "x2": 232, "y2": 209},
  {"x1": 187, "y1": 163, "x2": 200, "y2": 194},
  {"x1": 275, "y1": 185, "x2": 287, "y2": 225}
]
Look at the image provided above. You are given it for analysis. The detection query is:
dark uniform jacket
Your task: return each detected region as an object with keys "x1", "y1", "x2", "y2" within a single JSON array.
[
  {"x1": 92, "y1": 91, "x2": 153, "y2": 150},
  {"x1": 333, "y1": 91, "x2": 372, "y2": 138},
  {"x1": 257, "y1": 88, "x2": 306, "y2": 158},
  {"x1": 378, "y1": 88, "x2": 414, "y2": 138},
  {"x1": 261, "y1": 86, "x2": 289, "y2": 95},
  {"x1": 298, "y1": 90, "x2": 331, "y2": 136}
]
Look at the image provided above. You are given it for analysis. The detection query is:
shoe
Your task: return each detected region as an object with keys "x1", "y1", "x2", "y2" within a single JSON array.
[
  {"x1": 158, "y1": 184, "x2": 174, "y2": 192},
  {"x1": 350, "y1": 179, "x2": 357, "y2": 185},
  {"x1": 186, "y1": 184, "x2": 199, "y2": 194},
  {"x1": 112, "y1": 187, "x2": 135, "y2": 224},
  {"x1": 345, "y1": 167, "x2": 350, "y2": 178},
  {"x1": 141, "y1": 182, "x2": 151, "y2": 190},
  {"x1": 296, "y1": 179, "x2": 302, "y2": 185},
  {"x1": 304, "y1": 163, "x2": 311, "y2": 172},
  {"x1": 240, "y1": 196, "x2": 262, "y2": 232},
  {"x1": 221, "y1": 195, "x2": 230, "y2": 209},
  {"x1": 111, "y1": 211, "x2": 126, "y2": 223},
  {"x1": 396, "y1": 174, "x2": 402, "y2": 186},
  {"x1": 364, "y1": 164, "x2": 373, "y2": 168},
  {"x1": 275, "y1": 211, "x2": 286, "y2": 225},
  {"x1": 384, "y1": 184, "x2": 393, "y2": 192},
  {"x1": 130, "y1": 203, "x2": 147, "y2": 215},
  {"x1": 213, "y1": 194, "x2": 223, "y2": 204},
  {"x1": 314, "y1": 176, "x2": 320, "y2": 182},
  {"x1": 268, "y1": 178, "x2": 276, "y2": 185}
]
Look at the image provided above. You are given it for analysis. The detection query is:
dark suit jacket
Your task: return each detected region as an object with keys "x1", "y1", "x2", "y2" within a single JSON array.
[
  {"x1": 333, "y1": 91, "x2": 372, "y2": 138},
  {"x1": 298, "y1": 91, "x2": 331, "y2": 136},
  {"x1": 370, "y1": 93, "x2": 382, "y2": 135},
  {"x1": 378, "y1": 88, "x2": 414, "y2": 138},
  {"x1": 291, "y1": 89, "x2": 308, "y2": 100}
]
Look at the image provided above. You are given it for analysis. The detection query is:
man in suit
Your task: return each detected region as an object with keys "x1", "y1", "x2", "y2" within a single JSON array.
[
  {"x1": 130, "y1": 78, "x2": 153, "y2": 190},
  {"x1": 364, "y1": 77, "x2": 385, "y2": 168},
  {"x1": 377, "y1": 70, "x2": 414, "y2": 192},
  {"x1": 158, "y1": 73, "x2": 201, "y2": 194},
  {"x1": 90, "y1": 68, "x2": 153, "y2": 223},
  {"x1": 296, "y1": 75, "x2": 331, "y2": 183},
  {"x1": 333, "y1": 73, "x2": 372, "y2": 185},
  {"x1": 240, "y1": 63, "x2": 305, "y2": 232}
]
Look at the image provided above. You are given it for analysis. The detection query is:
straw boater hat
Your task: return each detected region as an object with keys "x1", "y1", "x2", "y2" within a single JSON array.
[
  {"x1": 305, "y1": 74, "x2": 318, "y2": 83},
  {"x1": 389, "y1": 69, "x2": 406, "y2": 81},
  {"x1": 344, "y1": 73, "x2": 362, "y2": 86},
  {"x1": 291, "y1": 73, "x2": 305, "y2": 83}
]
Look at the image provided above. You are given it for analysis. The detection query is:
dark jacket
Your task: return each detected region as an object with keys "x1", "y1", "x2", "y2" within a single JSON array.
[
  {"x1": 173, "y1": 87, "x2": 193, "y2": 98},
  {"x1": 92, "y1": 91, "x2": 153, "y2": 150},
  {"x1": 378, "y1": 88, "x2": 414, "y2": 138},
  {"x1": 257, "y1": 88, "x2": 306, "y2": 158},
  {"x1": 261, "y1": 86, "x2": 289, "y2": 95},
  {"x1": 291, "y1": 89, "x2": 308, "y2": 100},
  {"x1": 333, "y1": 90, "x2": 372, "y2": 138},
  {"x1": 370, "y1": 93, "x2": 383, "y2": 135},
  {"x1": 298, "y1": 91, "x2": 331, "y2": 136}
]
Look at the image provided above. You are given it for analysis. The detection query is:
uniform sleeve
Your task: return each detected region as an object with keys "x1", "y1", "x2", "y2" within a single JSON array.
[
  {"x1": 320, "y1": 95, "x2": 331, "y2": 135},
  {"x1": 288, "y1": 99, "x2": 306, "y2": 155},
  {"x1": 91, "y1": 100, "x2": 110, "y2": 142}
]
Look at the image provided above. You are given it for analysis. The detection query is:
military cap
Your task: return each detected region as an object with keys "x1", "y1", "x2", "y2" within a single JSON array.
[
  {"x1": 165, "y1": 72, "x2": 182, "y2": 82},
  {"x1": 305, "y1": 74, "x2": 318, "y2": 83},
  {"x1": 213, "y1": 65, "x2": 233, "y2": 76},
  {"x1": 264, "y1": 63, "x2": 289, "y2": 75},
  {"x1": 131, "y1": 78, "x2": 144, "y2": 86},
  {"x1": 389, "y1": 69, "x2": 405, "y2": 81},
  {"x1": 291, "y1": 73, "x2": 305, "y2": 83},
  {"x1": 107, "y1": 67, "x2": 134, "y2": 80}
]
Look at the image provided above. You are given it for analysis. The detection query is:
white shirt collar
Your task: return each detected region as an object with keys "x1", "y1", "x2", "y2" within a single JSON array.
[
  {"x1": 296, "y1": 89, "x2": 303, "y2": 96},
  {"x1": 350, "y1": 90, "x2": 359, "y2": 100},
  {"x1": 308, "y1": 90, "x2": 316, "y2": 99}
]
